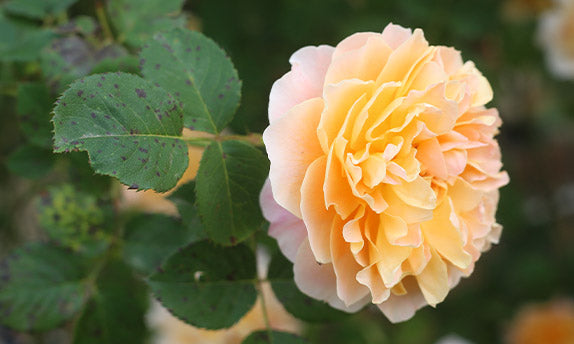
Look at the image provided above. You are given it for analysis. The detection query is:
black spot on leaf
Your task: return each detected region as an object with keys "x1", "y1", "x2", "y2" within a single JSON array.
[{"x1": 135, "y1": 88, "x2": 147, "y2": 98}]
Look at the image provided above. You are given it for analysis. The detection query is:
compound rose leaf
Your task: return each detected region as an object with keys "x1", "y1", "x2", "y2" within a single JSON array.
[
  {"x1": 72, "y1": 260, "x2": 147, "y2": 344},
  {"x1": 147, "y1": 241, "x2": 257, "y2": 329},
  {"x1": 140, "y1": 28, "x2": 241, "y2": 134},
  {"x1": 52, "y1": 72, "x2": 188, "y2": 192},
  {"x1": 123, "y1": 213, "x2": 204, "y2": 276},
  {"x1": 195, "y1": 140, "x2": 269, "y2": 245}
]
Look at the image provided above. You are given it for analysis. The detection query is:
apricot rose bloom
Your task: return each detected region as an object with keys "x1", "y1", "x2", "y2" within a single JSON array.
[{"x1": 260, "y1": 23, "x2": 509, "y2": 322}]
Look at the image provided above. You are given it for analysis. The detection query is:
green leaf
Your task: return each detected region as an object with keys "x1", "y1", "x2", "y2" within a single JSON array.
[
  {"x1": 242, "y1": 331, "x2": 308, "y2": 344},
  {"x1": 107, "y1": 0, "x2": 186, "y2": 47},
  {"x1": 52, "y1": 72, "x2": 189, "y2": 192},
  {"x1": 36, "y1": 184, "x2": 111, "y2": 254},
  {"x1": 305, "y1": 313, "x2": 388, "y2": 344},
  {"x1": 3, "y1": 0, "x2": 78, "y2": 19},
  {"x1": 90, "y1": 55, "x2": 139, "y2": 75},
  {"x1": 123, "y1": 214, "x2": 203, "y2": 275},
  {"x1": 91, "y1": 45, "x2": 132, "y2": 70},
  {"x1": 6, "y1": 145, "x2": 55, "y2": 179},
  {"x1": 196, "y1": 140, "x2": 269, "y2": 245},
  {"x1": 147, "y1": 241, "x2": 257, "y2": 329},
  {"x1": 0, "y1": 243, "x2": 91, "y2": 331},
  {"x1": 16, "y1": 82, "x2": 54, "y2": 148},
  {"x1": 73, "y1": 260, "x2": 147, "y2": 344},
  {"x1": 66, "y1": 152, "x2": 114, "y2": 197},
  {"x1": 167, "y1": 181, "x2": 207, "y2": 240},
  {"x1": 268, "y1": 253, "x2": 348, "y2": 323},
  {"x1": 140, "y1": 29, "x2": 241, "y2": 134},
  {"x1": 0, "y1": 14, "x2": 55, "y2": 62}
]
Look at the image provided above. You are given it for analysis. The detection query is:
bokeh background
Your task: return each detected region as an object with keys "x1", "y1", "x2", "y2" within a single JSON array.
[{"x1": 1, "y1": 0, "x2": 574, "y2": 343}]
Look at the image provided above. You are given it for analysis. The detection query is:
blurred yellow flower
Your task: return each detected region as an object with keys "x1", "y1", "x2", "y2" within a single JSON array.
[
  {"x1": 261, "y1": 23, "x2": 508, "y2": 322},
  {"x1": 503, "y1": 0, "x2": 552, "y2": 19},
  {"x1": 506, "y1": 299, "x2": 574, "y2": 344},
  {"x1": 538, "y1": 0, "x2": 574, "y2": 78}
]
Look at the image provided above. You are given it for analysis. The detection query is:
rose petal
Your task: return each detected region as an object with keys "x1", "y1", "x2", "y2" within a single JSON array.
[
  {"x1": 325, "y1": 34, "x2": 392, "y2": 85},
  {"x1": 264, "y1": 98, "x2": 325, "y2": 217},
  {"x1": 260, "y1": 180, "x2": 307, "y2": 262},
  {"x1": 269, "y1": 45, "x2": 334, "y2": 123},
  {"x1": 422, "y1": 198, "x2": 473, "y2": 269},
  {"x1": 300, "y1": 156, "x2": 336, "y2": 264},
  {"x1": 294, "y1": 239, "x2": 368, "y2": 312},
  {"x1": 380, "y1": 23, "x2": 413, "y2": 49},
  {"x1": 377, "y1": 277, "x2": 428, "y2": 323},
  {"x1": 331, "y1": 224, "x2": 370, "y2": 306},
  {"x1": 415, "y1": 249, "x2": 449, "y2": 306}
]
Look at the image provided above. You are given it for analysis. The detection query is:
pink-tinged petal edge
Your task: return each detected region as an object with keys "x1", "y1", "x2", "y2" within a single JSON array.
[
  {"x1": 294, "y1": 239, "x2": 369, "y2": 313},
  {"x1": 260, "y1": 179, "x2": 307, "y2": 262},
  {"x1": 376, "y1": 278, "x2": 428, "y2": 323},
  {"x1": 268, "y1": 45, "x2": 334, "y2": 124}
]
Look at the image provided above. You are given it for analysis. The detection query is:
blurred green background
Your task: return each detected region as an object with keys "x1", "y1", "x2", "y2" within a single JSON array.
[{"x1": 1, "y1": 0, "x2": 573, "y2": 343}]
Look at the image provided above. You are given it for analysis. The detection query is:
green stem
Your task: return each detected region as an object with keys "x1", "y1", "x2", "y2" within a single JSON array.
[
  {"x1": 183, "y1": 133, "x2": 264, "y2": 148},
  {"x1": 0, "y1": 85, "x2": 18, "y2": 97},
  {"x1": 181, "y1": 137, "x2": 213, "y2": 147},
  {"x1": 72, "y1": 204, "x2": 127, "y2": 338},
  {"x1": 217, "y1": 133, "x2": 264, "y2": 146},
  {"x1": 95, "y1": 0, "x2": 114, "y2": 43},
  {"x1": 43, "y1": 14, "x2": 54, "y2": 27},
  {"x1": 251, "y1": 236, "x2": 273, "y2": 338},
  {"x1": 56, "y1": 11, "x2": 68, "y2": 25},
  {"x1": 256, "y1": 279, "x2": 273, "y2": 338}
]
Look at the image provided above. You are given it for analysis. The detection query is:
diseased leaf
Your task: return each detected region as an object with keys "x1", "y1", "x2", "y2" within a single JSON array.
[
  {"x1": 0, "y1": 243, "x2": 91, "y2": 331},
  {"x1": 268, "y1": 254, "x2": 348, "y2": 323},
  {"x1": 72, "y1": 260, "x2": 147, "y2": 344},
  {"x1": 123, "y1": 214, "x2": 202, "y2": 276},
  {"x1": 140, "y1": 29, "x2": 241, "y2": 133},
  {"x1": 16, "y1": 82, "x2": 54, "y2": 148},
  {"x1": 148, "y1": 241, "x2": 257, "y2": 329},
  {"x1": 3, "y1": 0, "x2": 78, "y2": 19},
  {"x1": 107, "y1": 0, "x2": 186, "y2": 47},
  {"x1": 242, "y1": 331, "x2": 308, "y2": 344},
  {"x1": 52, "y1": 72, "x2": 188, "y2": 192},
  {"x1": 6, "y1": 145, "x2": 55, "y2": 179},
  {"x1": 195, "y1": 140, "x2": 269, "y2": 245}
]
